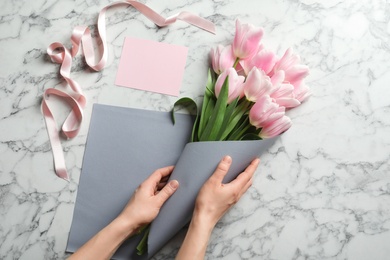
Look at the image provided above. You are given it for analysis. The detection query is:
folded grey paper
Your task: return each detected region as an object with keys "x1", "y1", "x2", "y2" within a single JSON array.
[
  {"x1": 66, "y1": 104, "x2": 275, "y2": 259},
  {"x1": 148, "y1": 139, "x2": 275, "y2": 258},
  {"x1": 66, "y1": 104, "x2": 194, "y2": 260}
]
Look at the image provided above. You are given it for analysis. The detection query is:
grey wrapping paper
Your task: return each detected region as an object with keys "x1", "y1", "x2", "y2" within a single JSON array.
[
  {"x1": 66, "y1": 104, "x2": 275, "y2": 259},
  {"x1": 147, "y1": 139, "x2": 275, "y2": 258}
]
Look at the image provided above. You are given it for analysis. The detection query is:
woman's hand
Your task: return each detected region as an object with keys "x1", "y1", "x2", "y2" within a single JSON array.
[
  {"x1": 176, "y1": 156, "x2": 260, "y2": 260},
  {"x1": 118, "y1": 166, "x2": 179, "y2": 231},
  {"x1": 69, "y1": 166, "x2": 179, "y2": 260},
  {"x1": 194, "y1": 155, "x2": 259, "y2": 227}
]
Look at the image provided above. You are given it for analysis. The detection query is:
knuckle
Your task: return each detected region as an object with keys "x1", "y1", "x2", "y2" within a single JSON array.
[
  {"x1": 162, "y1": 186, "x2": 173, "y2": 197},
  {"x1": 231, "y1": 190, "x2": 240, "y2": 202},
  {"x1": 218, "y1": 162, "x2": 230, "y2": 172},
  {"x1": 135, "y1": 186, "x2": 142, "y2": 193}
]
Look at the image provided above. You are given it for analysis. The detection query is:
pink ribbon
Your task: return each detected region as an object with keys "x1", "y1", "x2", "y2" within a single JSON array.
[{"x1": 42, "y1": 0, "x2": 215, "y2": 181}]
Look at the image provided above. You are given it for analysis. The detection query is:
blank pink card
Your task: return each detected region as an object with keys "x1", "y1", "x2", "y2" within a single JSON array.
[{"x1": 115, "y1": 37, "x2": 188, "y2": 96}]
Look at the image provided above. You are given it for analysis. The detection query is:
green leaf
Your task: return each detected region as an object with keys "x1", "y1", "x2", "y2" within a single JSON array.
[
  {"x1": 228, "y1": 116, "x2": 251, "y2": 140},
  {"x1": 215, "y1": 96, "x2": 239, "y2": 140},
  {"x1": 198, "y1": 69, "x2": 217, "y2": 139},
  {"x1": 198, "y1": 96, "x2": 216, "y2": 140},
  {"x1": 220, "y1": 99, "x2": 251, "y2": 140},
  {"x1": 206, "y1": 68, "x2": 216, "y2": 93},
  {"x1": 171, "y1": 97, "x2": 199, "y2": 142},
  {"x1": 228, "y1": 116, "x2": 246, "y2": 136},
  {"x1": 241, "y1": 133, "x2": 262, "y2": 140},
  {"x1": 171, "y1": 97, "x2": 196, "y2": 124},
  {"x1": 136, "y1": 225, "x2": 150, "y2": 255},
  {"x1": 199, "y1": 76, "x2": 229, "y2": 141}
]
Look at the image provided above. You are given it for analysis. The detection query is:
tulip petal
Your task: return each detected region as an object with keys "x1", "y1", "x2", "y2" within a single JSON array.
[
  {"x1": 233, "y1": 19, "x2": 264, "y2": 60},
  {"x1": 249, "y1": 95, "x2": 278, "y2": 128},
  {"x1": 244, "y1": 68, "x2": 272, "y2": 102},
  {"x1": 215, "y1": 68, "x2": 245, "y2": 104},
  {"x1": 259, "y1": 116, "x2": 292, "y2": 138}
]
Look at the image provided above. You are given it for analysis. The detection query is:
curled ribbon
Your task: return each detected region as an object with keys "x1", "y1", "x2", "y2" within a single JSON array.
[{"x1": 42, "y1": 0, "x2": 216, "y2": 181}]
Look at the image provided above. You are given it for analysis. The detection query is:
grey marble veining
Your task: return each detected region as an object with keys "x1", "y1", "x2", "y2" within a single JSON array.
[{"x1": 1, "y1": 0, "x2": 390, "y2": 259}]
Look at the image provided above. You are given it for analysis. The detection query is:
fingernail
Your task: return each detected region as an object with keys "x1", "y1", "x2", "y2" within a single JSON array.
[
  {"x1": 253, "y1": 158, "x2": 260, "y2": 165},
  {"x1": 169, "y1": 180, "x2": 179, "y2": 189},
  {"x1": 223, "y1": 156, "x2": 232, "y2": 163}
]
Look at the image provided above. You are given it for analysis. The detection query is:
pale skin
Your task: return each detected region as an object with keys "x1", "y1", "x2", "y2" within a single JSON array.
[{"x1": 69, "y1": 156, "x2": 260, "y2": 260}]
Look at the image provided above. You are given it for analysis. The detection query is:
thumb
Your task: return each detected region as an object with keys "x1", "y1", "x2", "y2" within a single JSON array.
[
  {"x1": 212, "y1": 156, "x2": 232, "y2": 182},
  {"x1": 156, "y1": 180, "x2": 179, "y2": 204}
]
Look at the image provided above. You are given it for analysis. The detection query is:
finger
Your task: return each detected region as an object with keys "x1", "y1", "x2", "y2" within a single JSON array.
[
  {"x1": 211, "y1": 156, "x2": 232, "y2": 183},
  {"x1": 156, "y1": 180, "x2": 179, "y2": 204},
  {"x1": 144, "y1": 166, "x2": 174, "y2": 187},
  {"x1": 157, "y1": 181, "x2": 168, "y2": 190},
  {"x1": 160, "y1": 175, "x2": 170, "y2": 182},
  {"x1": 237, "y1": 176, "x2": 253, "y2": 198},
  {"x1": 157, "y1": 174, "x2": 171, "y2": 191},
  {"x1": 230, "y1": 158, "x2": 259, "y2": 189}
]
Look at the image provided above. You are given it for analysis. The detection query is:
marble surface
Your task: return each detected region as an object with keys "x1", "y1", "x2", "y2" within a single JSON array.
[{"x1": 1, "y1": 0, "x2": 390, "y2": 259}]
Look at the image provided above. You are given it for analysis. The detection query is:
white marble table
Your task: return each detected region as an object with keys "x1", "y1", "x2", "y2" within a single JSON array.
[{"x1": 1, "y1": 0, "x2": 390, "y2": 259}]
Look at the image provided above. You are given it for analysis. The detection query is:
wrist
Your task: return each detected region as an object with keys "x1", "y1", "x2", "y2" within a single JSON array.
[
  {"x1": 113, "y1": 215, "x2": 141, "y2": 238},
  {"x1": 176, "y1": 210, "x2": 215, "y2": 259},
  {"x1": 191, "y1": 210, "x2": 217, "y2": 232}
]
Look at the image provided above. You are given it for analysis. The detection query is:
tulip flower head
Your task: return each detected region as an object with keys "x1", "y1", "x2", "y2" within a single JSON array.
[
  {"x1": 260, "y1": 106, "x2": 286, "y2": 126},
  {"x1": 243, "y1": 67, "x2": 272, "y2": 102},
  {"x1": 249, "y1": 95, "x2": 279, "y2": 128},
  {"x1": 215, "y1": 68, "x2": 245, "y2": 104},
  {"x1": 270, "y1": 82, "x2": 301, "y2": 108},
  {"x1": 242, "y1": 48, "x2": 277, "y2": 75},
  {"x1": 210, "y1": 44, "x2": 236, "y2": 74},
  {"x1": 232, "y1": 19, "x2": 264, "y2": 60},
  {"x1": 273, "y1": 48, "x2": 309, "y2": 89},
  {"x1": 270, "y1": 70, "x2": 285, "y2": 86},
  {"x1": 292, "y1": 80, "x2": 311, "y2": 102},
  {"x1": 259, "y1": 115, "x2": 292, "y2": 138}
]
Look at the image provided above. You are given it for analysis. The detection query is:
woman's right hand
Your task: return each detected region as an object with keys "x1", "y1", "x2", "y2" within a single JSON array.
[
  {"x1": 176, "y1": 155, "x2": 260, "y2": 260},
  {"x1": 194, "y1": 155, "x2": 260, "y2": 228}
]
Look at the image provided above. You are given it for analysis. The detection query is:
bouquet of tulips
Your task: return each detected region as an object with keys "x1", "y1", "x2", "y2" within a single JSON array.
[
  {"x1": 174, "y1": 19, "x2": 310, "y2": 142},
  {"x1": 136, "y1": 19, "x2": 310, "y2": 256}
]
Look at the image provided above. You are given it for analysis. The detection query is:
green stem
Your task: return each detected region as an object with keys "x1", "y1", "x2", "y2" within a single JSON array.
[
  {"x1": 136, "y1": 225, "x2": 150, "y2": 255},
  {"x1": 233, "y1": 57, "x2": 240, "y2": 69},
  {"x1": 228, "y1": 115, "x2": 251, "y2": 140},
  {"x1": 230, "y1": 123, "x2": 251, "y2": 140}
]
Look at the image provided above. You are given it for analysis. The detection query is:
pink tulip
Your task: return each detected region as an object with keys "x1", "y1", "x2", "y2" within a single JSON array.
[
  {"x1": 232, "y1": 19, "x2": 264, "y2": 60},
  {"x1": 243, "y1": 67, "x2": 272, "y2": 102},
  {"x1": 285, "y1": 65, "x2": 310, "y2": 87},
  {"x1": 260, "y1": 106, "x2": 286, "y2": 126},
  {"x1": 270, "y1": 82, "x2": 301, "y2": 108},
  {"x1": 273, "y1": 48, "x2": 309, "y2": 86},
  {"x1": 210, "y1": 44, "x2": 235, "y2": 74},
  {"x1": 270, "y1": 70, "x2": 285, "y2": 85},
  {"x1": 215, "y1": 68, "x2": 245, "y2": 104},
  {"x1": 259, "y1": 115, "x2": 292, "y2": 138},
  {"x1": 248, "y1": 95, "x2": 279, "y2": 128},
  {"x1": 242, "y1": 48, "x2": 277, "y2": 75},
  {"x1": 293, "y1": 80, "x2": 311, "y2": 102},
  {"x1": 269, "y1": 70, "x2": 302, "y2": 107}
]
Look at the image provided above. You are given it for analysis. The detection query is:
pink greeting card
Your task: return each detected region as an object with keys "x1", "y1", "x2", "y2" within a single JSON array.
[{"x1": 115, "y1": 37, "x2": 188, "y2": 96}]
